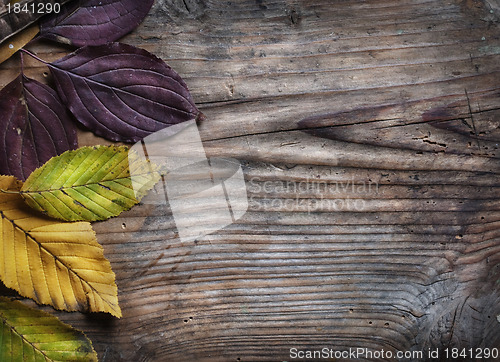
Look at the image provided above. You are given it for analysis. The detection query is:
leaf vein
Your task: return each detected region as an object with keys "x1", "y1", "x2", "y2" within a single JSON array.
[{"x1": 51, "y1": 64, "x2": 197, "y2": 124}]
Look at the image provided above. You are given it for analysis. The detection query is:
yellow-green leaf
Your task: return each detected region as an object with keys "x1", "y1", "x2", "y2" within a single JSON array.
[
  {"x1": 0, "y1": 24, "x2": 39, "y2": 65},
  {"x1": 0, "y1": 175, "x2": 121, "y2": 317},
  {"x1": 20, "y1": 145, "x2": 160, "y2": 222},
  {"x1": 0, "y1": 296, "x2": 97, "y2": 361}
]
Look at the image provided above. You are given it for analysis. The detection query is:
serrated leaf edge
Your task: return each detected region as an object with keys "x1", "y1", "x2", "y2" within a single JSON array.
[
  {"x1": 0, "y1": 297, "x2": 98, "y2": 362},
  {"x1": 20, "y1": 145, "x2": 160, "y2": 221}
]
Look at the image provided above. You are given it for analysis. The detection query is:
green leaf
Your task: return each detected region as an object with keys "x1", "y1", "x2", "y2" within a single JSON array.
[
  {"x1": 20, "y1": 145, "x2": 160, "y2": 221},
  {"x1": 0, "y1": 297, "x2": 97, "y2": 361}
]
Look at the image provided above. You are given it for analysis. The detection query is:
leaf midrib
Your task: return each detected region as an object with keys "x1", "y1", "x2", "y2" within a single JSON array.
[
  {"x1": 0, "y1": 308, "x2": 55, "y2": 362},
  {"x1": 49, "y1": 61, "x2": 197, "y2": 117},
  {"x1": 21, "y1": 178, "x2": 136, "y2": 195},
  {"x1": 0, "y1": 210, "x2": 116, "y2": 313}
]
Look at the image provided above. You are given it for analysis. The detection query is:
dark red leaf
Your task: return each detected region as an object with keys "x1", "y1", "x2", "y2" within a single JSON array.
[
  {"x1": 48, "y1": 42, "x2": 202, "y2": 143},
  {"x1": 0, "y1": 74, "x2": 78, "y2": 180},
  {"x1": 39, "y1": 0, "x2": 154, "y2": 47}
]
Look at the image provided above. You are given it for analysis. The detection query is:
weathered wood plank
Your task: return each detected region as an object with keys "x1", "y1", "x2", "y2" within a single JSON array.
[{"x1": 1, "y1": 0, "x2": 499, "y2": 361}]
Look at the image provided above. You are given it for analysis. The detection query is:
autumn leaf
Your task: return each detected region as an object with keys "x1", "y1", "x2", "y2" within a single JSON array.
[
  {"x1": 0, "y1": 73, "x2": 78, "y2": 181},
  {"x1": 40, "y1": 0, "x2": 154, "y2": 47},
  {"x1": 0, "y1": 296, "x2": 98, "y2": 361},
  {"x1": 47, "y1": 42, "x2": 203, "y2": 143},
  {"x1": 0, "y1": 24, "x2": 38, "y2": 65},
  {"x1": 20, "y1": 145, "x2": 160, "y2": 222},
  {"x1": 0, "y1": 175, "x2": 121, "y2": 317}
]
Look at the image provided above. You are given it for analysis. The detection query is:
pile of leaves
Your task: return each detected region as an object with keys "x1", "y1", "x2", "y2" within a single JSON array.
[{"x1": 0, "y1": 0, "x2": 202, "y2": 360}]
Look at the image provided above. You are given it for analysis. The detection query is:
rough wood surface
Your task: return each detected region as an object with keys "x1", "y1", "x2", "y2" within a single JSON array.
[{"x1": 1, "y1": 0, "x2": 500, "y2": 361}]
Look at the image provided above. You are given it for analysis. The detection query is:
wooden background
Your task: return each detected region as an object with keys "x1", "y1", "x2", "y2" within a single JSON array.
[{"x1": 1, "y1": 0, "x2": 500, "y2": 361}]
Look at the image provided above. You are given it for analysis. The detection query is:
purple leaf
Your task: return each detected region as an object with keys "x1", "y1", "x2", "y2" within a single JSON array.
[
  {"x1": 48, "y1": 42, "x2": 203, "y2": 143},
  {"x1": 0, "y1": 74, "x2": 78, "y2": 181},
  {"x1": 39, "y1": 0, "x2": 154, "y2": 47}
]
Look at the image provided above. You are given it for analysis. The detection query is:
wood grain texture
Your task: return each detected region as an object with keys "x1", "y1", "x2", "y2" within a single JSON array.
[{"x1": 1, "y1": 0, "x2": 499, "y2": 361}]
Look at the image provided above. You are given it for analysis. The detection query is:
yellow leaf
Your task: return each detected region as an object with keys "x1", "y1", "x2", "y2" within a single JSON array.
[
  {"x1": 0, "y1": 24, "x2": 39, "y2": 65},
  {"x1": 0, "y1": 175, "x2": 121, "y2": 317}
]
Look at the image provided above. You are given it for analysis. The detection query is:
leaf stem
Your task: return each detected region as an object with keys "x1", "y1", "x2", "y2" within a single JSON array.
[
  {"x1": 20, "y1": 49, "x2": 47, "y2": 65},
  {"x1": 0, "y1": 189, "x2": 20, "y2": 194}
]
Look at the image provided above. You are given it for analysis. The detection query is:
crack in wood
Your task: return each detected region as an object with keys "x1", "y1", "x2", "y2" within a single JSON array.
[{"x1": 465, "y1": 88, "x2": 482, "y2": 151}]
